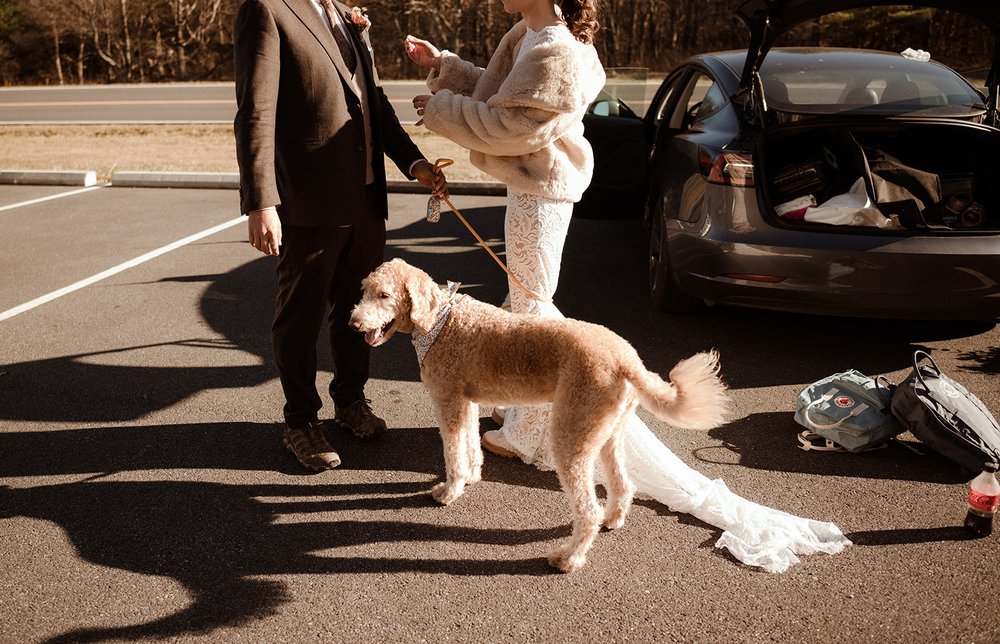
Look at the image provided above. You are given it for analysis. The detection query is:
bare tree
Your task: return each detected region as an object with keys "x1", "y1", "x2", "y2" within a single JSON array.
[{"x1": 0, "y1": 0, "x2": 994, "y2": 85}]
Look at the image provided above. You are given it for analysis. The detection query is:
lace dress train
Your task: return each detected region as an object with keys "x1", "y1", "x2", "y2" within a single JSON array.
[{"x1": 496, "y1": 190, "x2": 851, "y2": 572}]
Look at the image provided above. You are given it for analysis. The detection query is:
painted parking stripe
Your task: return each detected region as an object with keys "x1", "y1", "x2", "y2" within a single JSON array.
[
  {"x1": 0, "y1": 186, "x2": 104, "y2": 213},
  {"x1": 0, "y1": 216, "x2": 245, "y2": 322}
]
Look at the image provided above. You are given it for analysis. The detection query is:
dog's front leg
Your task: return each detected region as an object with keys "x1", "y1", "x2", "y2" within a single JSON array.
[{"x1": 430, "y1": 397, "x2": 476, "y2": 505}]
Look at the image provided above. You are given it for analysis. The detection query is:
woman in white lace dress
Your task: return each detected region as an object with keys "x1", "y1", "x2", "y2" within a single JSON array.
[
  {"x1": 405, "y1": 0, "x2": 851, "y2": 572},
  {"x1": 406, "y1": 0, "x2": 601, "y2": 465}
]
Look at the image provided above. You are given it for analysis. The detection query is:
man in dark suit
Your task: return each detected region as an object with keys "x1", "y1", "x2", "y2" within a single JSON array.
[{"x1": 234, "y1": 0, "x2": 446, "y2": 471}]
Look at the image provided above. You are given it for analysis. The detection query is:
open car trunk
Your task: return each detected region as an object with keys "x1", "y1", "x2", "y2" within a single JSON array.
[{"x1": 758, "y1": 120, "x2": 1000, "y2": 233}]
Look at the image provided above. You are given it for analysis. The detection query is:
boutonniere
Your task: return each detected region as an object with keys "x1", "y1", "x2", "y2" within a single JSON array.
[{"x1": 345, "y1": 6, "x2": 371, "y2": 33}]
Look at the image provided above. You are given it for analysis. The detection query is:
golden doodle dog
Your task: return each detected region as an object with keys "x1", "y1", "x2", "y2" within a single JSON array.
[{"x1": 350, "y1": 258, "x2": 728, "y2": 572}]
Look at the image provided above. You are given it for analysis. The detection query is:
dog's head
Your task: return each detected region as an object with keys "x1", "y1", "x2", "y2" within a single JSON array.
[{"x1": 350, "y1": 258, "x2": 449, "y2": 346}]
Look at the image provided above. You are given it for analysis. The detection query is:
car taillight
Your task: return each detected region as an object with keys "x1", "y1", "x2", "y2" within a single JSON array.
[{"x1": 702, "y1": 151, "x2": 755, "y2": 187}]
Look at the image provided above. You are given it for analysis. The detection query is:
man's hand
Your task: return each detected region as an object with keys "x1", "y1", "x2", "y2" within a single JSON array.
[
  {"x1": 412, "y1": 159, "x2": 448, "y2": 197},
  {"x1": 403, "y1": 35, "x2": 441, "y2": 70},
  {"x1": 248, "y1": 207, "x2": 282, "y2": 256}
]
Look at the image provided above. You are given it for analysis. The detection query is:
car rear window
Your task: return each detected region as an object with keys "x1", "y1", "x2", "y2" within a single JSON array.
[{"x1": 753, "y1": 49, "x2": 986, "y2": 117}]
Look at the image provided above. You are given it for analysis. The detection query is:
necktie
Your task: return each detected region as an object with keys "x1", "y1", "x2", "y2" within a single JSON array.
[{"x1": 319, "y1": 0, "x2": 357, "y2": 75}]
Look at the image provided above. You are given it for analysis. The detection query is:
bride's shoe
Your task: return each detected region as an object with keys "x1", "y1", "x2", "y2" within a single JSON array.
[
  {"x1": 482, "y1": 429, "x2": 517, "y2": 458},
  {"x1": 490, "y1": 406, "x2": 507, "y2": 425}
]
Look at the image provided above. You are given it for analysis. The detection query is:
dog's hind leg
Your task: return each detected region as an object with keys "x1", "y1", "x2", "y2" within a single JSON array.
[
  {"x1": 430, "y1": 396, "x2": 476, "y2": 505},
  {"x1": 546, "y1": 405, "x2": 615, "y2": 573},
  {"x1": 600, "y1": 394, "x2": 638, "y2": 531}
]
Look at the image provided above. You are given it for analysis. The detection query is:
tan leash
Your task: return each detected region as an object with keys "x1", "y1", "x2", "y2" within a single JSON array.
[{"x1": 428, "y1": 158, "x2": 551, "y2": 303}]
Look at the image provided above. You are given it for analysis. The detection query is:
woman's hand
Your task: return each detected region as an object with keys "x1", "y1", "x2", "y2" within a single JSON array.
[
  {"x1": 404, "y1": 35, "x2": 441, "y2": 70},
  {"x1": 412, "y1": 94, "x2": 430, "y2": 126}
]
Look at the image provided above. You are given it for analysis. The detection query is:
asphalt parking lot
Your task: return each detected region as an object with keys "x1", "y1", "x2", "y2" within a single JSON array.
[{"x1": 1, "y1": 180, "x2": 999, "y2": 643}]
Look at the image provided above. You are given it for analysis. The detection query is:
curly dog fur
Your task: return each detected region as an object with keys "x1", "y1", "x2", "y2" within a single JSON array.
[{"x1": 350, "y1": 258, "x2": 729, "y2": 572}]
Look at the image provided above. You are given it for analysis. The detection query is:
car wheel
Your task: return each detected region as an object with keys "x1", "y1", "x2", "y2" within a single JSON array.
[{"x1": 648, "y1": 201, "x2": 701, "y2": 313}]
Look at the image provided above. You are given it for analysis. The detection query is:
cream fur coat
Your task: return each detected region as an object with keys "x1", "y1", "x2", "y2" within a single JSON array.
[{"x1": 423, "y1": 21, "x2": 606, "y2": 203}]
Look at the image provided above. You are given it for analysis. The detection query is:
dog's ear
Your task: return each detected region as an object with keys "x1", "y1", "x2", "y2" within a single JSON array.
[{"x1": 405, "y1": 270, "x2": 445, "y2": 334}]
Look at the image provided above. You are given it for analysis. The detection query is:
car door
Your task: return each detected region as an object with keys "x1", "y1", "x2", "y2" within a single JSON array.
[
  {"x1": 655, "y1": 68, "x2": 733, "y2": 224},
  {"x1": 574, "y1": 89, "x2": 648, "y2": 219}
]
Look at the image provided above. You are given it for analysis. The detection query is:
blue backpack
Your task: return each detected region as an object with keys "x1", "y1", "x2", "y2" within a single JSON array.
[{"x1": 794, "y1": 369, "x2": 903, "y2": 452}]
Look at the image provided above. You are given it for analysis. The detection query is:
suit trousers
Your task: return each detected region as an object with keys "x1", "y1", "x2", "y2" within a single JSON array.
[{"x1": 272, "y1": 184, "x2": 386, "y2": 427}]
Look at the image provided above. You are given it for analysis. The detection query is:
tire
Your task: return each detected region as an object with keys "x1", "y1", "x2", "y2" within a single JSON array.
[{"x1": 648, "y1": 200, "x2": 701, "y2": 313}]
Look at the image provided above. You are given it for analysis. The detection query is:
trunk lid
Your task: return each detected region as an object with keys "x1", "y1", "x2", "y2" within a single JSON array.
[{"x1": 733, "y1": 0, "x2": 1000, "y2": 121}]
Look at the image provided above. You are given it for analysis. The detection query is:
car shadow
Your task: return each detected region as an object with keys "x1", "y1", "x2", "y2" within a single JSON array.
[{"x1": 555, "y1": 216, "x2": 999, "y2": 387}]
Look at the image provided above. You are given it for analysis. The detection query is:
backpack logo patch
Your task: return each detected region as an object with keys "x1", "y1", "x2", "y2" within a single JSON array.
[
  {"x1": 834, "y1": 395, "x2": 854, "y2": 408},
  {"x1": 939, "y1": 380, "x2": 961, "y2": 399}
]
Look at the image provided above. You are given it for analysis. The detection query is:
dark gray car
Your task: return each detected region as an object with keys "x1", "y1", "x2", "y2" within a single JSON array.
[{"x1": 579, "y1": 0, "x2": 1000, "y2": 320}]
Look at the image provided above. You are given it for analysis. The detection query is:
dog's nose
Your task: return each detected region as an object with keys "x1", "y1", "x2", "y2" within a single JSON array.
[{"x1": 349, "y1": 317, "x2": 362, "y2": 330}]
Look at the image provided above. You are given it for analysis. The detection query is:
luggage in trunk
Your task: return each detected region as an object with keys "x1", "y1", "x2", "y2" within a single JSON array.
[{"x1": 760, "y1": 122, "x2": 1000, "y2": 232}]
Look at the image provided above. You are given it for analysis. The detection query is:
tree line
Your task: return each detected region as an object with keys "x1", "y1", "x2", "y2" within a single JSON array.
[{"x1": 0, "y1": 0, "x2": 992, "y2": 86}]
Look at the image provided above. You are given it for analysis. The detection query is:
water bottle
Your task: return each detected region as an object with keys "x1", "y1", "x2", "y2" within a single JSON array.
[{"x1": 964, "y1": 461, "x2": 999, "y2": 537}]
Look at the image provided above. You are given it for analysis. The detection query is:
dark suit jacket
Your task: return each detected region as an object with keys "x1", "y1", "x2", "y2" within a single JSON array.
[{"x1": 233, "y1": 0, "x2": 423, "y2": 225}]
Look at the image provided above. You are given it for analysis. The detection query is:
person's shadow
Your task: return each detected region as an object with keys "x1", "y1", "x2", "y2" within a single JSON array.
[
  {"x1": 0, "y1": 421, "x2": 568, "y2": 643},
  {"x1": 0, "y1": 205, "x2": 569, "y2": 642}
]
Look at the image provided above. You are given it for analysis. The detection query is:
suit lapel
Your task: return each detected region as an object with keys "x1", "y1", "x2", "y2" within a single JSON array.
[{"x1": 283, "y1": 0, "x2": 355, "y2": 87}]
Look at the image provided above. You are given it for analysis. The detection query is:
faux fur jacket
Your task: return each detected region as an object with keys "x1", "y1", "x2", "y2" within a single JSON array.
[{"x1": 422, "y1": 21, "x2": 606, "y2": 203}]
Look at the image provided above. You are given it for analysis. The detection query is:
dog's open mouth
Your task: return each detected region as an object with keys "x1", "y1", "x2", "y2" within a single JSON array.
[{"x1": 364, "y1": 319, "x2": 396, "y2": 346}]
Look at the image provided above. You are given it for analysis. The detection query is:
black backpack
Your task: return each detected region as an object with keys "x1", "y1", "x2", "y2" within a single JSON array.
[{"x1": 891, "y1": 351, "x2": 1000, "y2": 472}]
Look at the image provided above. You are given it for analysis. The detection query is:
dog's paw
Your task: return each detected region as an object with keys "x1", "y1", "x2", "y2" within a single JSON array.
[
  {"x1": 602, "y1": 510, "x2": 627, "y2": 531},
  {"x1": 547, "y1": 546, "x2": 586, "y2": 573},
  {"x1": 468, "y1": 466, "x2": 482, "y2": 485},
  {"x1": 430, "y1": 481, "x2": 464, "y2": 505}
]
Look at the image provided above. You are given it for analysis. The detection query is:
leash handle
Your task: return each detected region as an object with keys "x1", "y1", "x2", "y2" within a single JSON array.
[{"x1": 429, "y1": 158, "x2": 551, "y2": 304}]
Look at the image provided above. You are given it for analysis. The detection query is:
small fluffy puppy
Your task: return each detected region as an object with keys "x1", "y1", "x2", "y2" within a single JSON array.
[{"x1": 350, "y1": 258, "x2": 728, "y2": 572}]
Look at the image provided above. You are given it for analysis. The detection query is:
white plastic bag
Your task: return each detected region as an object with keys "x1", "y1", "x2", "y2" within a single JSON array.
[{"x1": 804, "y1": 178, "x2": 898, "y2": 228}]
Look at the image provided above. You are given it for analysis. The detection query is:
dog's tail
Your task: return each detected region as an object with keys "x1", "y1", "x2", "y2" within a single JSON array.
[{"x1": 626, "y1": 350, "x2": 728, "y2": 430}]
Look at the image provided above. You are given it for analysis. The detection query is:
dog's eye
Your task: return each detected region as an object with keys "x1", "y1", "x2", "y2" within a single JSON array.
[{"x1": 378, "y1": 291, "x2": 390, "y2": 299}]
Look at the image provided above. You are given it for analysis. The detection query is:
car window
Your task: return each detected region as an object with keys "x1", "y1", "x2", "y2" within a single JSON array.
[
  {"x1": 670, "y1": 72, "x2": 726, "y2": 131},
  {"x1": 693, "y1": 81, "x2": 727, "y2": 123},
  {"x1": 753, "y1": 50, "x2": 985, "y2": 117},
  {"x1": 649, "y1": 73, "x2": 682, "y2": 125}
]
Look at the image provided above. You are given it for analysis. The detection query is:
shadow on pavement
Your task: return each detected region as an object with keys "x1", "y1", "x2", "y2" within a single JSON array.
[
  {"x1": 3, "y1": 206, "x2": 998, "y2": 639},
  {"x1": 0, "y1": 419, "x2": 568, "y2": 642}
]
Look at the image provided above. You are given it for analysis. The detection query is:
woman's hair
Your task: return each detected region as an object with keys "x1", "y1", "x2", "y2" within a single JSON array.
[{"x1": 559, "y1": 0, "x2": 600, "y2": 45}]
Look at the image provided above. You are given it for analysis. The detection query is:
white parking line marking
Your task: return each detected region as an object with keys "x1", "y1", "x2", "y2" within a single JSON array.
[
  {"x1": 0, "y1": 185, "x2": 105, "y2": 213},
  {"x1": 0, "y1": 216, "x2": 246, "y2": 322}
]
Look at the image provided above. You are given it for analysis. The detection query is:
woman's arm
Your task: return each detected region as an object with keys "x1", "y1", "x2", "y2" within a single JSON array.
[{"x1": 422, "y1": 39, "x2": 604, "y2": 156}]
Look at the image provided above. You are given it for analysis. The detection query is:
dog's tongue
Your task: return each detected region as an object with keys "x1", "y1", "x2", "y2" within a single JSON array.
[{"x1": 365, "y1": 328, "x2": 382, "y2": 346}]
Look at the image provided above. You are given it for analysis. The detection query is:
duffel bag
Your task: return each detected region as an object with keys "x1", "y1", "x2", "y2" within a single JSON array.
[
  {"x1": 794, "y1": 369, "x2": 903, "y2": 452},
  {"x1": 891, "y1": 350, "x2": 1000, "y2": 471}
]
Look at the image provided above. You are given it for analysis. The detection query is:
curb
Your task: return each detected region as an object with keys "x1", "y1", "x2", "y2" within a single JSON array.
[
  {"x1": 111, "y1": 171, "x2": 240, "y2": 189},
  {"x1": 0, "y1": 169, "x2": 505, "y2": 196},
  {"x1": 0, "y1": 169, "x2": 97, "y2": 186}
]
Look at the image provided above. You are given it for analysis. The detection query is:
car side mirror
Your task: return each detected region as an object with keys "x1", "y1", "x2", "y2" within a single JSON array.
[{"x1": 589, "y1": 99, "x2": 620, "y2": 117}]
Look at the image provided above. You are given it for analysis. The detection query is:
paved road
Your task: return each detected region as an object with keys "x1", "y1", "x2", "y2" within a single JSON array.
[
  {"x1": 0, "y1": 82, "x2": 415, "y2": 124},
  {"x1": 1, "y1": 183, "x2": 998, "y2": 642},
  {"x1": 0, "y1": 79, "x2": 656, "y2": 124}
]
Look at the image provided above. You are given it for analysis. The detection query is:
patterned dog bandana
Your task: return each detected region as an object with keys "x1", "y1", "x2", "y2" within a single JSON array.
[{"x1": 411, "y1": 281, "x2": 463, "y2": 367}]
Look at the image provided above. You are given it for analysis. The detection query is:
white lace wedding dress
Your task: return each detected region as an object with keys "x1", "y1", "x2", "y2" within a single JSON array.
[{"x1": 497, "y1": 189, "x2": 851, "y2": 573}]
